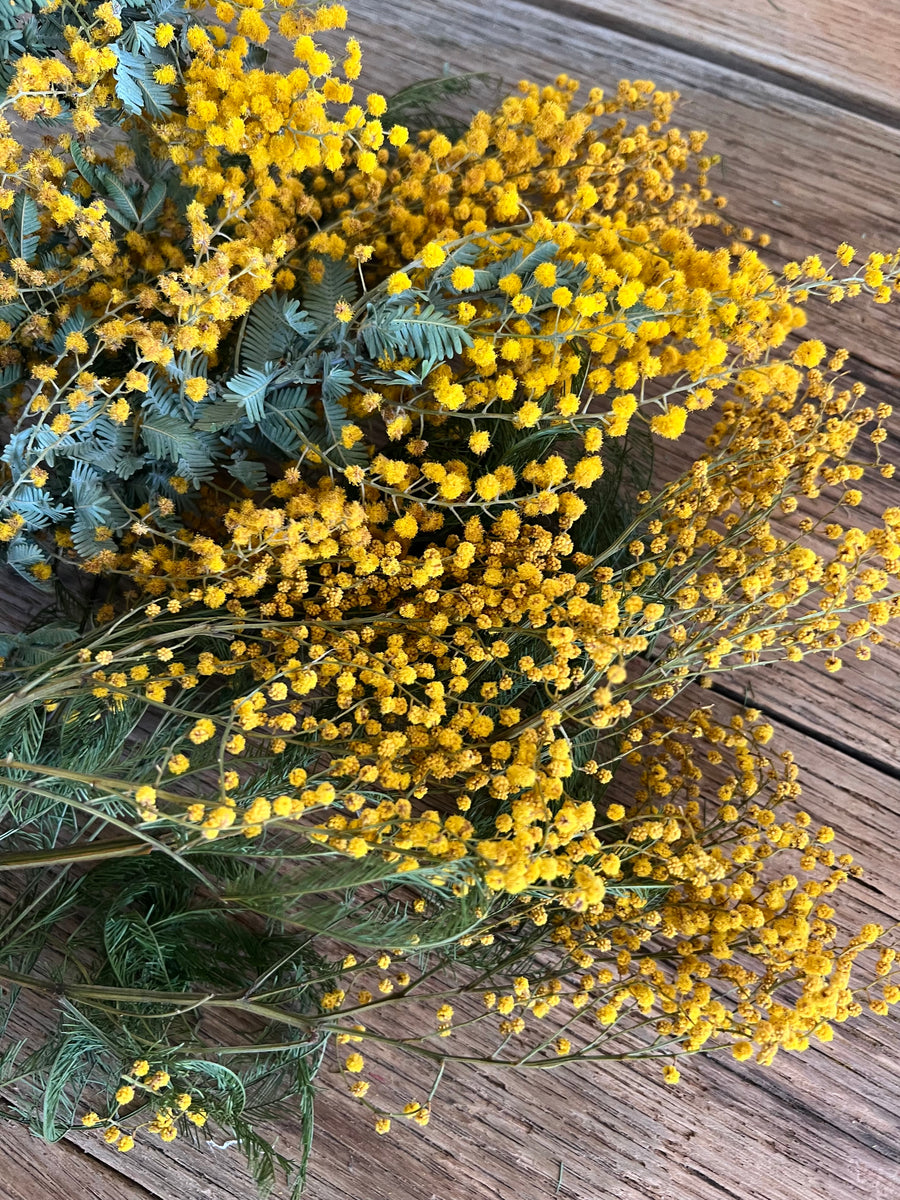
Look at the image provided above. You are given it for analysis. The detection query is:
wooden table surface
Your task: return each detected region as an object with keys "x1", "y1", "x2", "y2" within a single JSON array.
[{"x1": 2, "y1": 2, "x2": 899, "y2": 1197}]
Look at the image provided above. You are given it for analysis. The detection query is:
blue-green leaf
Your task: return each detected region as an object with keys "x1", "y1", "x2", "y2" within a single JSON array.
[
  {"x1": 139, "y1": 178, "x2": 167, "y2": 229},
  {"x1": 222, "y1": 366, "x2": 275, "y2": 423},
  {"x1": 96, "y1": 166, "x2": 140, "y2": 228},
  {"x1": 68, "y1": 139, "x2": 101, "y2": 190},
  {"x1": 228, "y1": 457, "x2": 268, "y2": 489},
  {"x1": 4, "y1": 537, "x2": 51, "y2": 590},
  {"x1": 142, "y1": 414, "x2": 204, "y2": 461},
  {"x1": 112, "y1": 45, "x2": 145, "y2": 115},
  {"x1": 303, "y1": 257, "x2": 356, "y2": 330},
  {"x1": 7, "y1": 193, "x2": 40, "y2": 261},
  {"x1": 51, "y1": 308, "x2": 92, "y2": 357}
]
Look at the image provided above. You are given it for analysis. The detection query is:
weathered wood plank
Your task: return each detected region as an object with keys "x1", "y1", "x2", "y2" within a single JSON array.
[
  {"x1": 0, "y1": 1117, "x2": 155, "y2": 1200},
  {"x1": 519, "y1": 0, "x2": 900, "y2": 123},
  {"x1": 0, "y1": 568, "x2": 50, "y2": 631},
  {"x1": 2, "y1": 2, "x2": 900, "y2": 1198}
]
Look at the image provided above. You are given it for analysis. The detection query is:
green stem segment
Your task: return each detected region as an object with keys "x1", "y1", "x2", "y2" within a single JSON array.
[{"x1": 0, "y1": 838, "x2": 151, "y2": 871}]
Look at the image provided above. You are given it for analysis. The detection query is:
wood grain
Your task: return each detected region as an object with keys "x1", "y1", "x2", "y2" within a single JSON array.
[
  {"x1": 0, "y1": 1117, "x2": 155, "y2": 1200},
  {"x1": 2, "y1": 1, "x2": 900, "y2": 1198},
  {"x1": 516, "y1": 0, "x2": 900, "y2": 124}
]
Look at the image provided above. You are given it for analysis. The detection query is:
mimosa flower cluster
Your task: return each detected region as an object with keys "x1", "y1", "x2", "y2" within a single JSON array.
[{"x1": 0, "y1": 1, "x2": 898, "y2": 1193}]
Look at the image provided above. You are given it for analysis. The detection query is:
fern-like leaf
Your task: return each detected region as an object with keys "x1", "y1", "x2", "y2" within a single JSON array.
[
  {"x1": 67, "y1": 461, "x2": 126, "y2": 556},
  {"x1": 95, "y1": 165, "x2": 140, "y2": 228},
  {"x1": 3, "y1": 537, "x2": 51, "y2": 588},
  {"x1": 227, "y1": 457, "x2": 268, "y2": 489},
  {"x1": 382, "y1": 71, "x2": 500, "y2": 139},
  {"x1": 302, "y1": 258, "x2": 356, "y2": 331},
  {"x1": 0, "y1": 301, "x2": 27, "y2": 331},
  {"x1": 320, "y1": 391, "x2": 366, "y2": 467},
  {"x1": 256, "y1": 386, "x2": 312, "y2": 455},
  {"x1": 138, "y1": 178, "x2": 167, "y2": 229},
  {"x1": 141, "y1": 414, "x2": 214, "y2": 474},
  {"x1": 68, "y1": 139, "x2": 102, "y2": 191},
  {"x1": 385, "y1": 302, "x2": 473, "y2": 360},
  {"x1": 51, "y1": 308, "x2": 92, "y2": 357},
  {"x1": 40, "y1": 1020, "x2": 108, "y2": 1141},
  {"x1": 4, "y1": 485, "x2": 70, "y2": 530},
  {"x1": 7, "y1": 193, "x2": 40, "y2": 261},
  {"x1": 221, "y1": 366, "x2": 276, "y2": 423},
  {"x1": 239, "y1": 294, "x2": 314, "y2": 372}
]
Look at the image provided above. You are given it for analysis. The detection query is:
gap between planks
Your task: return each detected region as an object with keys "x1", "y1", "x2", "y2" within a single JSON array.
[{"x1": 512, "y1": 0, "x2": 900, "y2": 128}]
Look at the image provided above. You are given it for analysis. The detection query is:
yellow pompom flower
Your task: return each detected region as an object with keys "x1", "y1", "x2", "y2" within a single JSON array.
[
  {"x1": 421, "y1": 241, "x2": 446, "y2": 269},
  {"x1": 650, "y1": 405, "x2": 688, "y2": 439},
  {"x1": 533, "y1": 262, "x2": 556, "y2": 287},
  {"x1": 515, "y1": 401, "x2": 542, "y2": 428},
  {"x1": 451, "y1": 265, "x2": 475, "y2": 290},
  {"x1": 617, "y1": 280, "x2": 644, "y2": 309},
  {"x1": 184, "y1": 377, "x2": 208, "y2": 403},
  {"x1": 108, "y1": 398, "x2": 131, "y2": 425},
  {"x1": 791, "y1": 339, "x2": 827, "y2": 367},
  {"x1": 188, "y1": 718, "x2": 216, "y2": 744},
  {"x1": 387, "y1": 271, "x2": 411, "y2": 296}
]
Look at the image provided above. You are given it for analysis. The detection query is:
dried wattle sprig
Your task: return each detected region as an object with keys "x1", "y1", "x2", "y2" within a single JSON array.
[{"x1": 0, "y1": 0, "x2": 899, "y2": 1193}]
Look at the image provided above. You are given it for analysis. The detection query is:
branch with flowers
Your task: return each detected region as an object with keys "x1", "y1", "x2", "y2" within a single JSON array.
[{"x1": 0, "y1": 0, "x2": 899, "y2": 1193}]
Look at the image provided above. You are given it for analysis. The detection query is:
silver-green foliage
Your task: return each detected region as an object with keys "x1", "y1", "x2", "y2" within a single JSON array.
[{"x1": 0, "y1": 229, "x2": 626, "y2": 585}]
